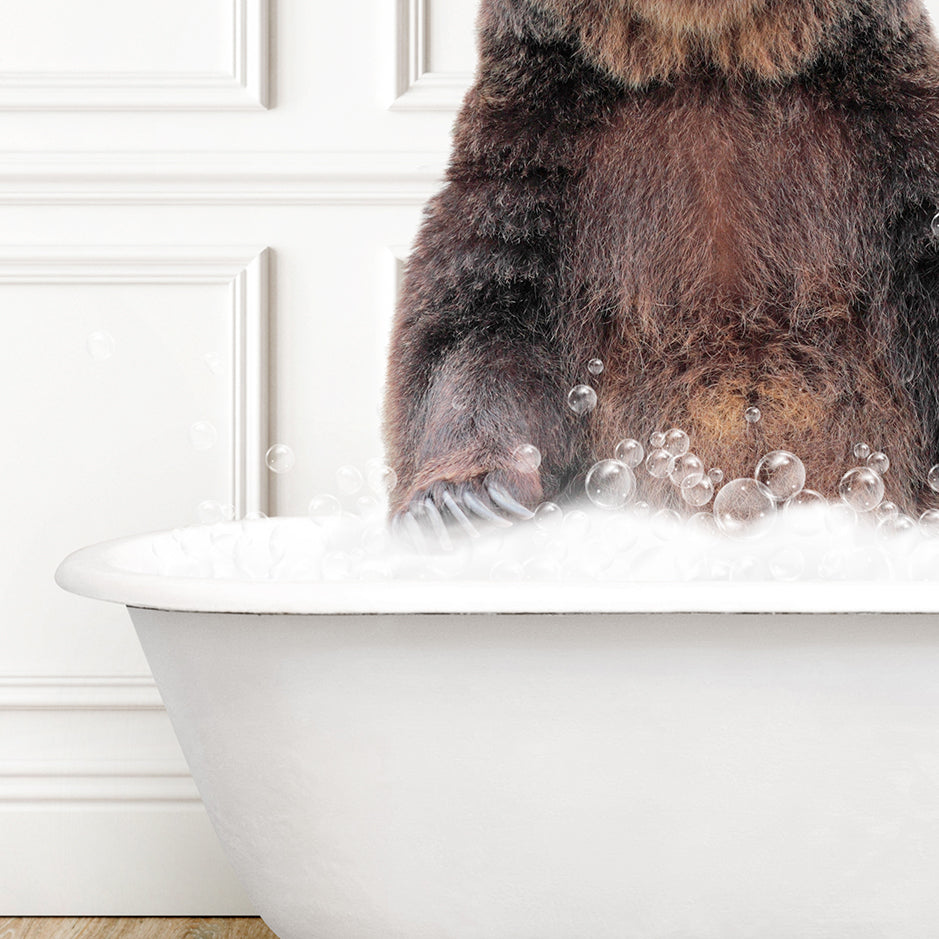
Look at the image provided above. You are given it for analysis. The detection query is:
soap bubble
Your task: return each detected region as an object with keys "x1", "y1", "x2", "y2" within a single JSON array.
[
  {"x1": 587, "y1": 358, "x2": 604, "y2": 376},
  {"x1": 681, "y1": 475, "x2": 715, "y2": 507},
  {"x1": 873, "y1": 500, "x2": 899, "y2": 522},
  {"x1": 645, "y1": 448, "x2": 676, "y2": 479},
  {"x1": 785, "y1": 488, "x2": 825, "y2": 510},
  {"x1": 649, "y1": 431, "x2": 666, "y2": 449},
  {"x1": 614, "y1": 438, "x2": 644, "y2": 468},
  {"x1": 932, "y1": 212, "x2": 939, "y2": 239},
  {"x1": 568, "y1": 385, "x2": 597, "y2": 415},
  {"x1": 189, "y1": 421, "x2": 218, "y2": 451},
  {"x1": 562, "y1": 509, "x2": 591, "y2": 538},
  {"x1": 770, "y1": 547, "x2": 806, "y2": 582},
  {"x1": 244, "y1": 510, "x2": 268, "y2": 520},
  {"x1": 867, "y1": 451, "x2": 890, "y2": 475},
  {"x1": 534, "y1": 502, "x2": 564, "y2": 530},
  {"x1": 713, "y1": 478, "x2": 776, "y2": 538},
  {"x1": 744, "y1": 406, "x2": 762, "y2": 424},
  {"x1": 663, "y1": 428, "x2": 690, "y2": 457},
  {"x1": 825, "y1": 502, "x2": 858, "y2": 534},
  {"x1": 708, "y1": 468, "x2": 724, "y2": 485},
  {"x1": 365, "y1": 459, "x2": 398, "y2": 494},
  {"x1": 854, "y1": 442, "x2": 871, "y2": 460},
  {"x1": 266, "y1": 444, "x2": 295, "y2": 474},
  {"x1": 86, "y1": 330, "x2": 116, "y2": 361},
  {"x1": 336, "y1": 465, "x2": 364, "y2": 494},
  {"x1": 929, "y1": 465, "x2": 939, "y2": 493},
  {"x1": 755, "y1": 450, "x2": 805, "y2": 502},
  {"x1": 920, "y1": 509, "x2": 939, "y2": 536},
  {"x1": 838, "y1": 466, "x2": 884, "y2": 512},
  {"x1": 585, "y1": 460, "x2": 636, "y2": 510},
  {"x1": 669, "y1": 452, "x2": 705, "y2": 487},
  {"x1": 652, "y1": 509, "x2": 682, "y2": 540},
  {"x1": 513, "y1": 443, "x2": 542, "y2": 473},
  {"x1": 783, "y1": 489, "x2": 826, "y2": 534},
  {"x1": 308, "y1": 493, "x2": 342, "y2": 523},
  {"x1": 686, "y1": 512, "x2": 718, "y2": 535},
  {"x1": 879, "y1": 514, "x2": 917, "y2": 536},
  {"x1": 203, "y1": 352, "x2": 223, "y2": 375},
  {"x1": 197, "y1": 500, "x2": 226, "y2": 524},
  {"x1": 356, "y1": 493, "x2": 382, "y2": 516}
]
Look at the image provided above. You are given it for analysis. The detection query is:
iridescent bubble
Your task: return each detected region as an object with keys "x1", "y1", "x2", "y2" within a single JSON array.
[
  {"x1": 838, "y1": 466, "x2": 884, "y2": 512},
  {"x1": 614, "y1": 438, "x2": 644, "y2": 468},
  {"x1": 670, "y1": 452, "x2": 705, "y2": 488},
  {"x1": 929, "y1": 465, "x2": 939, "y2": 493},
  {"x1": 645, "y1": 448, "x2": 676, "y2": 479},
  {"x1": 513, "y1": 443, "x2": 543, "y2": 473},
  {"x1": 266, "y1": 444, "x2": 296, "y2": 474},
  {"x1": 568, "y1": 385, "x2": 598, "y2": 415},
  {"x1": 86, "y1": 330, "x2": 116, "y2": 361},
  {"x1": 365, "y1": 459, "x2": 398, "y2": 495},
  {"x1": 681, "y1": 475, "x2": 715, "y2": 507},
  {"x1": 744, "y1": 406, "x2": 762, "y2": 424},
  {"x1": 708, "y1": 468, "x2": 724, "y2": 485},
  {"x1": 585, "y1": 459, "x2": 636, "y2": 510},
  {"x1": 770, "y1": 547, "x2": 806, "y2": 582},
  {"x1": 534, "y1": 501, "x2": 564, "y2": 530},
  {"x1": 308, "y1": 493, "x2": 342, "y2": 523},
  {"x1": 873, "y1": 500, "x2": 899, "y2": 522},
  {"x1": 663, "y1": 428, "x2": 690, "y2": 457},
  {"x1": 920, "y1": 509, "x2": 939, "y2": 536},
  {"x1": 587, "y1": 358, "x2": 604, "y2": 376},
  {"x1": 649, "y1": 431, "x2": 667, "y2": 449},
  {"x1": 755, "y1": 450, "x2": 805, "y2": 502},
  {"x1": 189, "y1": 421, "x2": 218, "y2": 451},
  {"x1": 854, "y1": 442, "x2": 871, "y2": 461},
  {"x1": 867, "y1": 451, "x2": 890, "y2": 475},
  {"x1": 336, "y1": 465, "x2": 364, "y2": 494},
  {"x1": 713, "y1": 478, "x2": 776, "y2": 538}
]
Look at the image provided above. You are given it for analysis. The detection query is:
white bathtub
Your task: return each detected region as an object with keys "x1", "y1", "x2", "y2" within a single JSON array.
[{"x1": 56, "y1": 519, "x2": 939, "y2": 939}]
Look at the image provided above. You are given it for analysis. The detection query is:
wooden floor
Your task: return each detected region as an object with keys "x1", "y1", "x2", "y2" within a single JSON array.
[{"x1": 0, "y1": 921, "x2": 277, "y2": 939}]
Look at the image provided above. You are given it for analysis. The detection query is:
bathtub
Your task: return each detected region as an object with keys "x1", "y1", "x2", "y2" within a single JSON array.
[{"x1": 56, "y1": 518, "x2": 939, "y2": 939}]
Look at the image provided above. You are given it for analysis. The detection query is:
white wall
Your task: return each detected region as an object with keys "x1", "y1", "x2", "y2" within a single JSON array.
[{"x1": 1, "y1": 0, "x2": 938, "y2": 915}]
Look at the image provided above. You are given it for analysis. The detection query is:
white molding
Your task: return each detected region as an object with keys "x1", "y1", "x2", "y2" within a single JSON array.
[
  {"x1": 0, "y1": 0, "x2": 268, "y2": 110},
  {"x1": 0, "y1": 246, "x2": 270, "y2": 518},
  {"x1": 0, "y1": 676, "x2": 162, "y2": 710},
  {"x1": 392, "y1": 0, "x2": 472, "y2": 111},
  {"x1": 0, "y1": 152, "x2": 446, "y2": 205}
]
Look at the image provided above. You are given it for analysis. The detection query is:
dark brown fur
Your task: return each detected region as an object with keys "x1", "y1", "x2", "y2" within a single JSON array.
[{"x1": 384, "y1": 0, "x2": 939, "y2": 516}]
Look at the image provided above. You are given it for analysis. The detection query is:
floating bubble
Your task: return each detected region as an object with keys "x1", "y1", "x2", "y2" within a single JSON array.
[
  {"x1": 197, "y1": 500, "x2": 226, "y2": 524},
  {"x1": 744, "y1": 406, "x2": 762, "y2": 424},
  {"x1": 356, "y1": 493, "x2": 382, "y2": 516},
  {"x1": 920, "y1": 509, "x2": 939, "y2": 536},
  {"x1": 645, "y1": 448, "x2": 676, "y2": 479},
  {"x1": 585, "y1": 460, "x2": 636, "y2": 510},
  {"x1": 203, "y1": 352, "x2": 223, "y2": 375},
  {"x1": 770, "y1": 547, "x2": 805, "y2": 582},
  {"x1": 670, "y1": 452, "x2": 705, "y2": 488},
  {"x1": 686, "y1": 511, "x2": 718, "y2": 535},
  {"x1": 708, "y1": 468, "x2": 724, "y2": 485},
  {"x1": 513, "y1": 443, "x2": 543, "y2": 473},
  {"x1": 930, "y1": 465, "x2": 939, "y2": 493},
  {"x1": 614, "y1": 438, "x2": 644, "y2": 468},
  {"x1": 308, "y1": 493, "x2": 342, "y2": 523},
  {"x1": 879, "y1": 514, "x2": 917, "y2": 536},
  {"x1": 783, "y1": 489, "x2": 827, "y2": 534},
  {"x1": 867, "y1": 451, "x2": 890, "y2": 475},
  {"x1": 652, "y1": 509, "x2": 683, "y2": 540},
  {"x1": 825, "y1": 502, "x2": 858, "y2": 534},
  {"x1": 86, "y1": 330, "x2": 116, "y2": 361},
  {"x1": 681, "y1": 475, "x2": 715, "y2": 507},
  {"x1": 853, "y1": 442, "x2": 871, "y2": 461},
  {"x1": 568, "y1": 385, "x2": 598, "y2": 415},
  {"x1": 189, "y1": 421, "x2": 218, "y2": 451},
  {"x1": 587, "y1": 358, "x2": 604, "y2": 376},
  {"x1": 266, "y1": 444, "x2": 296, "y2": 474},
  {"x1": 562, "y1": 509, "x2": 591, "y2": 538},
  {"x1": 663, "y1": 428, "x2": 690, "y2": 457},
  {"x1": 365, "y1": 459, "x2": 398, "y2": 495},
  {"x1": 838, "y1": 466, "x2": 884, "y2": 512},
  {"x1": 713, "y1": 478, "x2": 776, "y2": 538},
  {"x1": 534, "y1": 502, "x2": 563, "y2": 530},
  {"x1": 336, "y1": 465, "x2": 364, "y2": 494},
  {"x1": 873, "y1": 500, "x2": 899, "y2": 522},
  {"x1": 649, "y1": 431, "x2": 667, "y2": 449},
  {"x1": 755, "y1": 450, "x2": 805, "y2": 502}
]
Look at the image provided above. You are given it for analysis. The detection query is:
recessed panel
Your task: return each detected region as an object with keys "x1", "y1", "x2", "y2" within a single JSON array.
[{"x1": 427, "y1": 0, "x2": 479, "y2": 75}]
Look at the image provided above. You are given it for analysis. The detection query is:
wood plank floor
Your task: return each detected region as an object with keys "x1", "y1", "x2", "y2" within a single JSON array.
[{"x1": 0, "y1": 921, "x2": 278, "y2": 939}]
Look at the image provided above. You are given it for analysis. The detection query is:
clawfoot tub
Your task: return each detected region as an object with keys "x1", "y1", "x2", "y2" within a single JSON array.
[{"x1": 56, "y1": 518, "x2": 939, "y2": 939}]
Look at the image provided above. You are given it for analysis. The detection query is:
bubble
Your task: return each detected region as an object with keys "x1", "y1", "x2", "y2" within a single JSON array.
[
  {"x1": 755, "y1": 450, "x2": 806, "y2": 502},
  {"x1": 670, "y1": 452, "x2": 705, "y2": 488},
  {"x1": 534, "y1": 502, "x2": 564, "y2": 530},
  {"x1": 663, "y1": 428, "x2": 690, "y2": 457},
  {"x1": 614, "y1": 438, "x2": 644, "y2": 468},
  {"x1": 652, "y1": 509, "x2": 683, "y2": 540},
  {"x1": 649, "y1": 431, "x2": 667, "y2": 449},
  {"x1": 686, "y1": 511, "x2": 718, "y2": 535},
  {"x1": 744, "y1": 406, "x2": 762, "y2": 424},
  {"x1": 308, "y1": 493, "x2": 342, "y2": 523},
  {"x1": 203, "y1": 352, "x2": 223, "y2": 375},
  {"x1": 189, "y1": 421, "x2": 218, "y2": 451},
  {"x1": 838, "y1": 466, "x2": 884, "y2": 512},
  {"x1": 365, "y1": 459, "x2": 398, "y2": 495},
  {"x1": 825, "y1": 502, "x2": 858, "y2": 534},
  {"x1": 513, "y1": 443, "x2": 543, "y2": 473},
  {"x1": 645, "y1": 448, "x2": 676, "y2": 479},
  {"x1": 933, "y1": 212, "x2": 939, "y2": 239},
  {"x1": 562, "y1": 509, "x2": 592, "y2": 538},
  {"x1": 266, "y1": 444, "x2": 295, "y2": 474},
  {"x1": 783, "y1": 489, "x2": 827, "y2": 534},
  {"x1": 336, "y1": 465, "x2": 364, "y2": 494},
  {"x1": 713, "y1": 478, "x2": 776, "y2": 538},
  {"x1": 879, "y1": 514, "x2": 917, "y2": 536},
  {"x1": 853, "y1": 442, "x2": 871, "y2": 461},
  {"x1": 867, "y1": 451, "x2": 890, "y2": 475},
  {"x1": 86, "y1": 330, "x2": 116, "y2": 361},
  {"x1": 681, "y1": 475, "x2": 715, "y2": 507},
  {"x1": 920, "y1": 509, "x2": 939, "y2": 536},
  {"x1": 585, "y1": 460, "x2": 636, "y2": 510},
  {"x1": 567, "y1": 385, "x2": 598, "y2": 416},
  {"x1": 197, "y1": 500, "x2": 226, "y2": 524},
  {"x1": 708, "y1": 468, "x2": 724, "y2": 485},
  {"x1": 587, "y1": 358, "x2": 604, "y2": 376},
  {"x1": 873, "y1": 500, "x2": 899, "y2": 522},
  {"x1": 770, "y1": 547, "x2": 805, "y2": 582},
  {"x1": 356, "y1": 493, "x2": 382, "y2": 516},
  {"x1": 930, "y1": 465, "x2": 939, "y2": 493}
]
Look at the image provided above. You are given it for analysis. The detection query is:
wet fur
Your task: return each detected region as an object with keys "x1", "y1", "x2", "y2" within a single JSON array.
[{"x1": 384, "y1": 0, "x2": 939, "y2": 515}]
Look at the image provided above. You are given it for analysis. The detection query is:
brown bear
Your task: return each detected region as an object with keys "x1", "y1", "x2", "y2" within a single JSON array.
[{"x1": 384, "y1": 0, "x2": 939, "y2": 529}]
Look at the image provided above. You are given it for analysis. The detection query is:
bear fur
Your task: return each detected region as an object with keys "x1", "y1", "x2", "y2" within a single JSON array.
[{"x1": 384, "y1": 0, "x2": 939, "y2": 519}]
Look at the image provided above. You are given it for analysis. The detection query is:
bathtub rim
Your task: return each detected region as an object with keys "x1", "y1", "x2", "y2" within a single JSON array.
[{"x1": 55, "y1": 521, "x2": 939, "y2": 616}]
